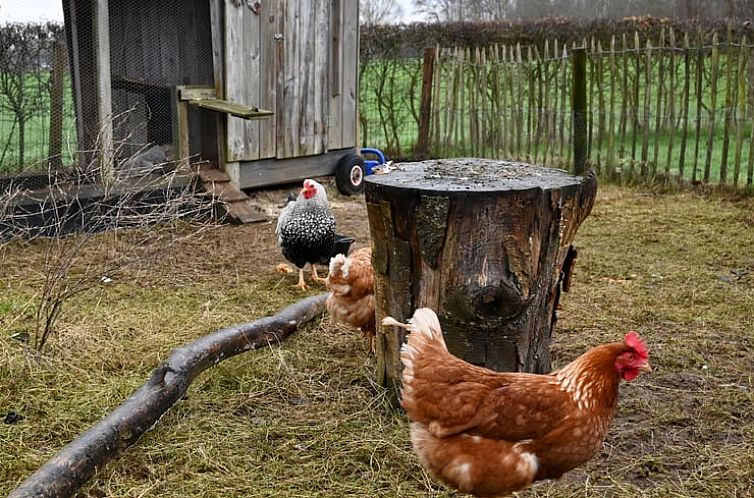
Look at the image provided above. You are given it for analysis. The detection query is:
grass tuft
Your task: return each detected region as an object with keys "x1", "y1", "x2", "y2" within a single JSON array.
[{"x1": 1, "y1": 183, "x2": 753, "y2": 497}]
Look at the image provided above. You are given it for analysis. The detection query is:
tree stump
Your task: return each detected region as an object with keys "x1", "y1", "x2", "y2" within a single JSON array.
[{"x1": 365, "y1": 158, "x2": 597, "y2": 402}]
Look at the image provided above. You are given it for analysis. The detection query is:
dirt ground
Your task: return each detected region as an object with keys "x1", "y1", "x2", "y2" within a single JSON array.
[{"x1": 1, "y1": 178, "x2": 753, "y2": 497}]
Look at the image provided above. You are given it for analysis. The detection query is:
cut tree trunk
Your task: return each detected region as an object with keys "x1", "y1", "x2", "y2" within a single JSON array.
[
  {"x1": 9, "y1": 294, "x2": 328, "y2": 498},
  {"x1": 365, "y1": 159, "x2": 597, "y2": 403}
]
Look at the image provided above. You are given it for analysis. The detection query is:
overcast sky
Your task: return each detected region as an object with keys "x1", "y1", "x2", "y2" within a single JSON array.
[
  {"x1": 395, "y1": 0, "x2": 424, "y2": 22},
  {"x1": 0, "y1": 0, "x2": 421, "y2": 24},
  {"x1": 0, "y1": 0, "x2": 63, "y2": 22}
]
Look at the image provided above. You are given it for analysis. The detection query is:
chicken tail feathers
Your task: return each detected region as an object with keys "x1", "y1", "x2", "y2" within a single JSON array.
[{"x1": 382, "y1": 308, "x2": 447, "y2": 370}]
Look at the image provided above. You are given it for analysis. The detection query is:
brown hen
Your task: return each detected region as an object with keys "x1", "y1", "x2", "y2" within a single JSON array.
[
  {"x1": 325, "y1": 247, "x2": 376, "y2": 353},
  {"x1": 383, "y1": 308, "x2": 651, "y2": 497}
]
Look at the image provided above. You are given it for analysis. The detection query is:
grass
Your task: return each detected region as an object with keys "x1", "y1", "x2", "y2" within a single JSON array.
[
  {"x1": 360, "y1": 50, "x2": 754, "y2": 186},
  {"x1": 0, "y1": 73, "x2": 77, "y2": 173},
  {"x1": 3, "y1": 44, "x2": 753, "y2": 187},
  {"x1": 1, "y1": 182, "x2": 754, "y2": 497}
]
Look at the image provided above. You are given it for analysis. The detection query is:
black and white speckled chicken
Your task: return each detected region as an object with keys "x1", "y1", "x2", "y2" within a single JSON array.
[{"x1": 276, "y1": 179, "x2": 337, "y2": 290}]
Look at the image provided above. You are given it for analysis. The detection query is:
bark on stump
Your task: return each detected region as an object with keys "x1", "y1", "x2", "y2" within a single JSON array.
[{"x1": 365, "y1": 158, "x2": 597, "y2": 403}]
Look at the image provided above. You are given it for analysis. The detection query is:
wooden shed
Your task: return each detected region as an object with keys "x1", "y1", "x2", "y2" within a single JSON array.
[{"x1": 62, "y1": 0, "x2": 362, "y2": 195}]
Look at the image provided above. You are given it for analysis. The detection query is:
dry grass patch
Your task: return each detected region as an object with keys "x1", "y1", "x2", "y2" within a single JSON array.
[{"x1": 1, "y1": 182, "x2": 753, "y2": 497}]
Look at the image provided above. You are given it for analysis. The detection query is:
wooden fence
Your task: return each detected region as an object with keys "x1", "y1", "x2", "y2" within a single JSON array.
[{"x1": 359, "y1": 29, "x2": 754, "y2": 188}]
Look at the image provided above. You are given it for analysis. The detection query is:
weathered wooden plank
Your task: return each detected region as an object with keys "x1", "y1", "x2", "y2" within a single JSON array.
[
  {"x1": 439, "y1": 48, "x2": 449, "y2": 153},
  {"x1": 746, "y1": 40, "x2": 754, "y2": 188},
  {"x1": 224, "y1": 200, "x2": 269, "y2": 224},
  {"x1": 328, "y1": 0, "x2": 343, "y2": 150},
  {"x1": 469, "y1": 48, "x2": 478, "y2": 156},
  {"x1": 478, "y1": 47, "x2": 489, "y2": 157},
  {"x1": 415, "y1": 47, "x2": 435, "y2": 158},
  {"x1": 548, "y1": 39, "x2": 558, "y2": 165},
  {"x1": 62, "y1": 0, "x2": 86, "y2": 169},
  {"x1": 540, "y1": 41, "x2": 550, "y2": 165},
  {"x1": 178, "y1": 86, "x2": 217, "y2": 101},
  {"x1": 665, "y1": 29, "x2": 677, "y2": 175},
  {"x1": 48, "y1": 41, "x2": 66, "y2": 170},
  {"x1": 94, "y1": 0, "x2": 114, "y2": 181},
  {"x1": 496, "y1": 46, "x2": 506, "y2": 158},
  {"x1": 340, "y1": 0, "x2": 359, "y2": 150},
  {"x1": 631, "y1": 32, "x2": 640, "y2": 173},
  {"x1": 459, "y1": 47, "x2": 467, "y2": 151},
  {"x1": 719, "y1": 26, "x2": 735, "y2": 184},
  {"x1": 171, "y1": 87, "x2": 190, "y2": 162},
  {"x1": 704, "y1": 32, "x2": 720, "y2": 183},
  {"x1": 197, "y1": 164, "x2": 231, "y2": 183},
  {"x1": 233, "y1": 149, "x2": 351, "y2": 189},
  {"x1": 595, "y1": 39, "x2": 605, "y2": 174},
  {"x1": 692, "y1": 34, "x2": 704, "y2": 183},
  {"x1": 493, "y1": 45, "x2": 504, "y2": 158},
  {"x1": 559, "y1": 44, "x2": 567, "y2": 166},
  {"x1": 515, "y1": 44, "x2": 523, "y2": 158},
  {"x1": 607, "y1": 36, "x2": 616, "y2": 177},
  {"x1": 311, "y1": 0, "x2": 330, "y2": 155},
  {"x1": 451, "y1": 48, "x2": 459, "y2": 153},
  {"x1": 586, "y1": 38, "x2": 594, "y2": 168},
  {"x1": 678, "y1": 33, "x2": 691, "y2": 179},
  {"x1": 432, "y1": 44, "x2": 443, "y2": 156},
  {"x1": 652, "y1": 29, "x2": 665, "y2": 177},
  {"x1": 189, "y1": 99, "x2": 273, "y2": 120},
  {"x1": 225, "y1": 1, "x2": 261, "y2": 162},
  {"x1": 526, "y1": 45, "x2": 534, "y2": 162},
  {"x1": 732, "y1": 36, "x2": 748, "y2": 186},
  {"x1": 209, "y1": 0, "x2": 226, "y2": 168},
  {"x1": 641, "y1": 38, "x2": 652, "y2": 177},
  {"x1": 572, "y1": 47, "x2": 588, "y2": 176},
  {"x1": 619, "y1": 33, "x2": 629, "y2": 167},
  {"x1": 278, "y1": 0, "x2": 304, "y2": 158}
]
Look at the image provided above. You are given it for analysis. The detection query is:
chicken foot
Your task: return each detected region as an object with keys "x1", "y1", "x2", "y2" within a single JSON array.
[
  {"x1": 292, "y1": 264, "x2": 326, "y2": 290},
  {"x1": 310, "y1": 265, "x2": 327, "y2": 284},
  {"x1": 294, "y1": 268, "x2": 309, "y2": 290}
]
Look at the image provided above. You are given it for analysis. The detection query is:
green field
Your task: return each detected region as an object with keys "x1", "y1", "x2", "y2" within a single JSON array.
[
  {"x1": 0, "y1": 72, "x2": 77, "y2": 174},
  {"x1": 360, "y1": 46, "x2": 754, "y2": 187},
  {"x1": 2, "y1": 43, "x2": 754, "y2": 190}
]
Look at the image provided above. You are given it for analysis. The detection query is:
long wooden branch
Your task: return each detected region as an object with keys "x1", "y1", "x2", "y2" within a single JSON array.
[{"x1": 10, "y1": 293, "x2": 329, "y2": 498}]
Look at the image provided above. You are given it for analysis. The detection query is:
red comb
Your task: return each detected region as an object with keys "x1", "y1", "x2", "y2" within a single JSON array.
[{"x1": 624, "y1": 331, "x2": 648, "y2": 359}]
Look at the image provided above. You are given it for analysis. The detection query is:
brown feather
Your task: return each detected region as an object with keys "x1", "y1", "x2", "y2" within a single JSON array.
[
  {"x1": 325, "y1": 248, "x2": 376, "y2": 349},
  {"x1": 387, "y1": 308, "x2": 650, "y2": 497}
]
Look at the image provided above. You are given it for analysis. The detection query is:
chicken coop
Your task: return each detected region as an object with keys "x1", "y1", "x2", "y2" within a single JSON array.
[{"x1": 62, "y1": 0, "x2": 363, "y2": 204}]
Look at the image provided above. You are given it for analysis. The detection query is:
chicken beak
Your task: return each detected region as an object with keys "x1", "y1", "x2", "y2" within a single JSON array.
[{"x1": 639, "y1": 361, "x2": 652, "y2": 373}]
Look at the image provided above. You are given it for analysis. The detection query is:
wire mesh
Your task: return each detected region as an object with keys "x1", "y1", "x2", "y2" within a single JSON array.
[{"x1": 0, "y1": 0, "x2": 215, "y2": 190}]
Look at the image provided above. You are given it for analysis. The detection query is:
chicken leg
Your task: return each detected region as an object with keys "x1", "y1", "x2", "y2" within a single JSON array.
[
  {"x1": 310, "y1": 265, "x2": 327, "y2": 284},
  {"x1": 294, "y1": 267, "x2": 309, "y2": 290}
]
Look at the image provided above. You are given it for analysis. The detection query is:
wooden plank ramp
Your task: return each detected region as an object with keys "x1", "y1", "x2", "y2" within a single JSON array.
[{"x1": 196, "y1": 165, "x2": 268, "y2": 224}]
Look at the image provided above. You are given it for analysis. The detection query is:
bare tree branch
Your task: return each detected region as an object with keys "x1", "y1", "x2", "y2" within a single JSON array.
[{"x1": 8, "y1": 293, "x2": 329, "y2": 498}]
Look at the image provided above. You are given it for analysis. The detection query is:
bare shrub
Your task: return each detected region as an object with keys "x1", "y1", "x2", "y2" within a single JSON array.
[{"x1": 1, "y1": 141, "x2": 217, "y2": 352}]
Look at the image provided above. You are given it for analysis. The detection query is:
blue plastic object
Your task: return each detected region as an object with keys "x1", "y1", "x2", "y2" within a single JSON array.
[{"x1": 360, "y1": 148, "x2": 387, "y2": 176}]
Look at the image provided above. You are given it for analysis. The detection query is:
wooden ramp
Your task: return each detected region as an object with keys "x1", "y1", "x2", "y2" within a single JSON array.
[{"x1": 196, "y1": 165, "x2": 268, "y2": 224}]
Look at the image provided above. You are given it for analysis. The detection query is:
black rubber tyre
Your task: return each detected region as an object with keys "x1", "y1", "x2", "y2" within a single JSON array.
[{"x1": 335, "y1": 153, "x2": 366, "y2": 195}]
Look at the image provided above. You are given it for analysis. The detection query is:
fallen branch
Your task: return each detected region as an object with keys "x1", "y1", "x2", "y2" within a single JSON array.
[{"x1": 10, "y1": 293, "x2": 329, "y2": 498}]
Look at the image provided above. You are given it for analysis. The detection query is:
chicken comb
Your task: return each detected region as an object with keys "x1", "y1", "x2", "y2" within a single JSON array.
[{"x1": 624, "y1": 331, "x2": 648, "y2": 359}]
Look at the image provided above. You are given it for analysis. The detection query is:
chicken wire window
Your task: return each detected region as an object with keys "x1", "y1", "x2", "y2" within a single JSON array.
[
  {"x1": 0, "y1": 22, "x2": 71, "y2": 185},
  {"x1": 82, "y1": 0, "x2": 215, "y2": 177},
  {"x1": 0, "y1": 0, "x2": 216, "y2": 188}
]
